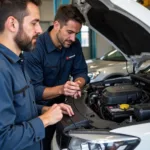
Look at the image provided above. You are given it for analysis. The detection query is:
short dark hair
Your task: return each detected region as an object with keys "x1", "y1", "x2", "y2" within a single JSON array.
[
  {"x1": 54, "y1": 4, "x2": 85, "y2": 26},
  {"x1": 0, "y1": 0, "x2": 42, "y2": 32}
]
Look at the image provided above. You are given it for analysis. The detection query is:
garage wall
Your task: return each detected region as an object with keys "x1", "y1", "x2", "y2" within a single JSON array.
[
  {"x1": 40, "y1": 0, "x2": 54, "y2": 21},
  {"x1": 96, "y1": 34, "x2": 113, "y2": 58},
  {"x1": 82, "y1": 47, "x2": 90, "y2": 59}
]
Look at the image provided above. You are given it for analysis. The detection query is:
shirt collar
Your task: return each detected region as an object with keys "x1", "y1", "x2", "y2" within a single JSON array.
[
  {"x1": 0, "y1": 44, "x2": 21, "y2": 64},
  {"x1": 44, "y1": 26, "x2": 57, "y2": 53}
]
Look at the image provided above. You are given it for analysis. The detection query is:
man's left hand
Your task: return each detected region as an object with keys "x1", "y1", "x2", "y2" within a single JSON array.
[
  {"x1": 42, "y1": 103, "x2": 74, "y2": 117},
  {"x1": 58, "y1": 103, "x2": 74, "y2": 116}
]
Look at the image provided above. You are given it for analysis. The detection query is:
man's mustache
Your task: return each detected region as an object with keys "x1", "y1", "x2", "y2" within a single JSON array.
[
  {"x1": 66, "y1": 40, "x2": 74, "y2": 43},
  {"x1": 32, "y1": 34, "x2": 39, "y2": 39}
]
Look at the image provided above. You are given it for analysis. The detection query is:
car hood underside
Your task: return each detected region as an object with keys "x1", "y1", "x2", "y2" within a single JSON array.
[{"x1": 73, "y1": 0, "x2": 150, "y2": 67}]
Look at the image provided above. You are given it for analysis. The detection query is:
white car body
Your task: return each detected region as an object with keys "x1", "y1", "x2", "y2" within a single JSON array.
[
  {"x1": 87, "y1": 58, "x2": 133, "y2": 82},
  {"x1": 111, "y1": 123, "x2": 150, "y2": 150},
  {"x1": 87, "y1": 49, "x2": 150, "y2": 83}
]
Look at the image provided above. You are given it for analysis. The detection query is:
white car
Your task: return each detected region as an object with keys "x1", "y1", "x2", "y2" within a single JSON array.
[
  {"x1": 87, "y1": 49, "x2": 133, "y2": 83},
  {"x1": 52, "y1": 0, "x2": 150, "y2": 150},
  {"x1": 87, "y1": 49, "x2": 150, "y2": 83}
]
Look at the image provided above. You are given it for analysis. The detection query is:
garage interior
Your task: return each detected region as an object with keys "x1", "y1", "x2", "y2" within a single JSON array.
[
  {"x1": 1, "y1": 0, "x2": 150, "y2": 150},
  {"x1": 40, "y1": 0, "x2": 115, "y2": 60}
]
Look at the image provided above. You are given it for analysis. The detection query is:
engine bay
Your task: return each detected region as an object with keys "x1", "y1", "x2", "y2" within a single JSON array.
[
  {"x1": 57, "y1": 72, "x2": 150, "y2": 138},
  {"x1": 56, "y1": 72, "x2": 150, "y2": 149},
  {"x1": 58, "y1": 71, "x2": 150, "y2": 134},
  {"x1": 87, "y1": 73, "x2": 150, "y2": 124}
]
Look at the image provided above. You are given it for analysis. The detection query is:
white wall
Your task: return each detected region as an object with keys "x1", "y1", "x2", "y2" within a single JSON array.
[
  {"x1": 96, "y1": 34, "x2": 113, "y2": 58},
  {"x1": 82, "y1": 47, "x2": 90, "y2": 59},
  {"x1": 40, "y1": 0, "x2": 54, "y2": 21}
]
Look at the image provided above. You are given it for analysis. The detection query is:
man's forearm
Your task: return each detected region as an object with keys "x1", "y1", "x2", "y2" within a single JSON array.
[{"x1": 42, "y1": 85, "x2": 64, "y2": 100}]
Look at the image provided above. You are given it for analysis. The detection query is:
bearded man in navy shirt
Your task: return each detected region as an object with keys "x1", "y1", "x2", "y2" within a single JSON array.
[{"x1": 0, "y1": 1, "x2": 74, "y2": 150}]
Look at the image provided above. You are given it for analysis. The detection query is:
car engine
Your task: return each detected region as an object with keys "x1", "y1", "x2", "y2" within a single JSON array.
[
  {"x1": 87, "y1": 73, "x2": 150, "y2": 123},
  {"x1": 55, "y1": 71, "x2": 150, "y2": 149}
]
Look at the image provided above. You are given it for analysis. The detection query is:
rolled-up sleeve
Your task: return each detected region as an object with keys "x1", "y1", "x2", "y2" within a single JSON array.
[
  {"x1": 0, "y1": 69, "x2": 45, "y2": 150},
  {"x1": 71, "y1": 40, "x2": 90, "y2": 84}
]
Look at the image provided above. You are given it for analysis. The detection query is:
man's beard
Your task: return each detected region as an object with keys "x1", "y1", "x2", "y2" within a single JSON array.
[
  {"x1": 14, "y1": 25, "x2": 38, "y2": 52},
  {"x1": 56, "y1": 30, "x2": 73, "y2": 48}
]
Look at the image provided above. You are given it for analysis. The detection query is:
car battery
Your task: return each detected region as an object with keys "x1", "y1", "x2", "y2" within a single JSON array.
[{"x1": 105, "y1": 104, "x2": 134, "y2": 121}]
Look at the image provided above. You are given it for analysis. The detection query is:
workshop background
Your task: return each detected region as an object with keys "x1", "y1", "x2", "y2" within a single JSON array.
[{"x1": 39, "y1": 0, "x2": 115, "y2": 60}]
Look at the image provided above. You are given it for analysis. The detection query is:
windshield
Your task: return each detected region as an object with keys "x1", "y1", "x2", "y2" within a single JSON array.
[{"x1": 101, "y1": 50, "x2": 126, "y2": 61}]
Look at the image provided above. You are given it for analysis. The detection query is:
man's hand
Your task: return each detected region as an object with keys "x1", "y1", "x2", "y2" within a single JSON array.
[
  {"x1": 62, "y1": 81, "x2": 81, "y2": 98},
  {"x1": 63, "y1": 78, "x2": 85, "y2": 99},
  {"x1": 73, "y1": 90, "x2": 81, "y2": 99},
  {"x1": 73, "y1": 80, "x2": 82, "y2": 99},
  {"x1": 39, "y1": 103, "x2": 74, "y2": 127},
  {"x1": 42, "y1": 78, "x2": 85, "y2": 100},
  {"x1": 39, "y1": 104, "x2": 63, "y2": 127},
  {"x1": 58, "y1": 103, "x2": 74, "y2": 116}
]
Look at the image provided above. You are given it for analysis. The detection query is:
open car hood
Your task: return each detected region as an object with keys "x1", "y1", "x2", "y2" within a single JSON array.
[{"x1": 72, "y1": 0, "x2": 150, "y2": 68}]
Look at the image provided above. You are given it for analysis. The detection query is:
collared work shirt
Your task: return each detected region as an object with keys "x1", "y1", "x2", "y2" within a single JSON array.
[
  {"x1": 0, "y1": 44, "x2": 45, "y2": 150},
  {"x1": 24, "y1": 26, "x2": 90, "y2": 101}
]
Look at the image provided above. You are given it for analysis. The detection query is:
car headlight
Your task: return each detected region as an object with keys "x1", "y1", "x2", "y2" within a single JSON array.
[
  {"x1": 67, "y1": 130, "x2": 140, "y2": 150},
  {"x1": 88, "y1": 71, "x2": 101, "y2": 80}
]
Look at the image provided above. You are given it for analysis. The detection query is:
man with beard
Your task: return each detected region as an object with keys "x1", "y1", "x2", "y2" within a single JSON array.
[
  {"x1": 0, "y1": 1, "x2": 74, "y2": 150},
  {"x1": 24, "y1": 4, "x2": 90, "y2": 150}
]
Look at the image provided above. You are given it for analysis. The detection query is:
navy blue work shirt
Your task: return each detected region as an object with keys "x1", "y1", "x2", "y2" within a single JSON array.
[
  {"x1": 0, "y1": 44, "x2": 45, "y2": 150},
  {"x1": 24, "y1": 26, "x2": 90, "y2": 101}
]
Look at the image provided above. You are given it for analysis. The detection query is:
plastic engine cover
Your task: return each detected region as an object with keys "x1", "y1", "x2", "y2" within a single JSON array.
[{"x1": 102, "y1": 84, "x2": 142, "y2": 105}]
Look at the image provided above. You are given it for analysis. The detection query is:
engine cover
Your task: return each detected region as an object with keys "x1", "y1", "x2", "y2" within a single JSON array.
[{"x1": 101, "y1": 84, "x2": 142, "y2": 105}]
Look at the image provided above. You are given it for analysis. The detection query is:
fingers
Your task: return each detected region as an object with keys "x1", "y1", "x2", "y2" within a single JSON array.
[
  {"x1": 40, "y1": 103, "x2": 75, "y2": 128},
  {"x1": 64, "y1": 81, "x2": 80, "y2": 90},
  {"x1": 51, "y1": 104, "x2": 63, "y2": 120},
  {"x1": 51, "y1": 103, "x2": 58, "y2": 109},
  {"x1": 73, "y1": 90, "x2": 81, "y2": 99},
  {"x1": 73, "y1": 92, "x2": 78, "y2": 99},
  {"x1": 39, "y1": 104, "x2": 63, "y2": 127},
  {"x1": 67, "y1": 81, "x2": 80, "y2": 87},
  {"x1": 63, "y1": 81, "x2": 81, "y2": 97},
  {"x1": 58, "y1": 103, "x2": 74, "y2": 116},
  {"x1": 64, "y1": 89, "x2": 80, "y2": 96},
  {"x1": 75, "y1": 80, "x2": 81, "y2": 86},
  {"x1": 78, "y1": 90, "x2": 81, "y2": 97}
]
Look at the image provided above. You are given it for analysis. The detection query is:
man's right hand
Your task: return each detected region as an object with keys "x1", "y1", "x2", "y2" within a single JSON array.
[{"x1": 62, "y1": 81, "x2": 81, "y2": 97}]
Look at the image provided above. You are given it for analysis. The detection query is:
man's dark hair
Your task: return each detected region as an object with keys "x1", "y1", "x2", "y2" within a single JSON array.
[
  {"x1": 0, "y1": 0, "x2": 42, "y2": 32},
  {"x1": 54, "y1": 4, "x2": 85, "y2": 26}
]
